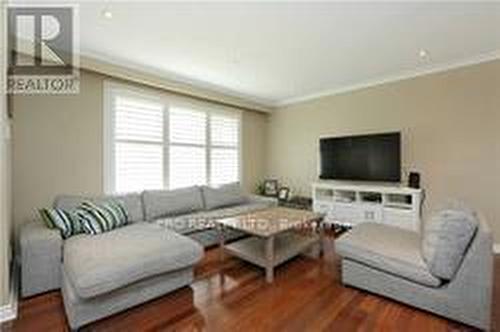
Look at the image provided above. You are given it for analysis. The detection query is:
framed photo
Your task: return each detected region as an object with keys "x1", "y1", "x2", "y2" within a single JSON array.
[
  {"x1": 263, "y1": 179, "x2": 278, "y2": 197},
  {"x1": 278, "y1": 187, "x2": 290, "y2": 201}
]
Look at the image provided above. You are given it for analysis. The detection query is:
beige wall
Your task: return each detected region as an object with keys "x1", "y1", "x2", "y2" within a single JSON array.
[
  {"x1": 268, "y1": 60, "x2": 500, "y2": 241},
  {"x1": 11, "y1": 70, "x2": 268, "y2": 228},
  {"x1": 12, "y1": 71, "x2": 103, "y2": 227},
  {"x1": 242, "y1": 110, "x2": 268, "y2": 192}
]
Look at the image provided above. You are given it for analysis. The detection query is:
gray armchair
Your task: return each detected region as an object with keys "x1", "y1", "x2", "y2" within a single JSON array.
[{"x1": 336, "y1": 216, "x2": 493, "y2": 330}]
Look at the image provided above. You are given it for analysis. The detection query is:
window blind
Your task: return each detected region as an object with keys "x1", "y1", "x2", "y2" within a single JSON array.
[
  {"x1": 105, "y1": 83, "x2": 242, "y2": 193},
  {"x1": 209, "y1": 112, "x2": 240, "y2": 186},
  {"x1": 169, "y1": 107, "x2": 207, "y2": 189},
  {"x1": 113, "y1": 96, "x2": 164, "y2": 193}
]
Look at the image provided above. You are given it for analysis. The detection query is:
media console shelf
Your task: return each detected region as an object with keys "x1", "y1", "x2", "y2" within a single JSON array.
[{"x1": 312, "y1": 181, "x2": 422, "y2": 232}]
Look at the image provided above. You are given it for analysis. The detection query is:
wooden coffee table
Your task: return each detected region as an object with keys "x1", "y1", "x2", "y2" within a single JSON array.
[{"x1": 216, "y1": 207, "x2": 324, "y2": 283}]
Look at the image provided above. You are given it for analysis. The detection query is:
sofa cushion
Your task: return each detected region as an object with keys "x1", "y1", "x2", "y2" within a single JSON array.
[
  {"x1": 336, "y1": 223, "x2": 441, "y2": 287},
  {"x1": 156, "y1": 201, "x2": 271, "y2": 234},
  {"x1": 201, "y1": 183, "x2": 246, "y2": 210},
  {"x1": 422, "y1": 207, "x2": 478, "y2": 280},
  {"x1": 54, "y1": 193, "x2": 144, "y2": 223},
  {"x1": 39, "y1": 208, "x2": 83, "y2": 239},
  {"x1": 63, "y1": 223, "x2": 203, "y2": 299},
  {"x1": 142, "y1": 187, "x2": 204, "y2": 221},
  {"x1": 75, "y1": 201, "x2": 128, "y2": 235}
]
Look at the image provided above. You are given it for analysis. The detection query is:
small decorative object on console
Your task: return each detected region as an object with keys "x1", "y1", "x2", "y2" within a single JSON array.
[
  {"x1": 278, "y1": 187, "x2": 290, "y2": 201},
  {"x1": 263, "y1": 179, "x2": 279, "y2": 197}
]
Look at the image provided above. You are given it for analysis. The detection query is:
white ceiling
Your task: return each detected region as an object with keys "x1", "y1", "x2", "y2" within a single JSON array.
[{"x1": 73, "y1": 2, "x2": 500, "y2": 106}]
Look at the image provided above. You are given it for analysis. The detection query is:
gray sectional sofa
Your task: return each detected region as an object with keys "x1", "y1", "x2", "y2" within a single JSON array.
[{"x1": 19, "y1": 184, "x2": 276, "y2": 329}]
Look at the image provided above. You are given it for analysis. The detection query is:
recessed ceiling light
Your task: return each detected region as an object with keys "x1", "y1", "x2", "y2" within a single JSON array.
[
  {"x1": 419, "y1": 49, "x2": 429, "y2": 58},
  {"x1": 102, "y1": 9, "x2": 113, "y2": 19}
]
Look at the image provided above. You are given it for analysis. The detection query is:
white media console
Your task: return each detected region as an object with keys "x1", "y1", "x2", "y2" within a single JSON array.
[{"x1": 312, "y1": 181, "x2": 422, "y2": 232}]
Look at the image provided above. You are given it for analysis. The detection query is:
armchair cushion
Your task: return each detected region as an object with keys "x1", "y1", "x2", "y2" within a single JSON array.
[
  {"x1": 422, "y1": 207, "x2": 478, "y2": 280},
  {"x1": 336, "y1": 223, "x2": 441, "y2": 287}
]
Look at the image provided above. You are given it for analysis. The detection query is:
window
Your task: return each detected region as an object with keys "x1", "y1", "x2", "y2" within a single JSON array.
[
  {"x1": 104, "y1": 83, "x2": 241, "y2": 193},
  {"x1": 168, "y1": 107, "x2": 207, "y2": 189},
  {"x1": 105, "y1": 91, "x2": 165, "y2": 193},
  {"x1": 209, "y1": 113, "x2": 240, "y2": 187}
]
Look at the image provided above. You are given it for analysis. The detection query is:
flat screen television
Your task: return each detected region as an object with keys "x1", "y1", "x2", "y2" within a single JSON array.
[{"x1": 319, "y1": 132, "x2": 401, "y2": 182}]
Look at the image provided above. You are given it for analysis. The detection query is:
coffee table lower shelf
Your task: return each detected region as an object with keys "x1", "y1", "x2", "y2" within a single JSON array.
[{"x1": 222, "y1": 232, "x2": 320, "y2": 283}]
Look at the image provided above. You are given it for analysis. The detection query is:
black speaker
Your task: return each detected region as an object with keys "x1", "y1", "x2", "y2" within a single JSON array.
[{"x1": 408, "y1": 172, "x2": 420, "y2": 189}]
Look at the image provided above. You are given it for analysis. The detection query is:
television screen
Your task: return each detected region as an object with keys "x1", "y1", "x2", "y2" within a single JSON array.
[{"x1": 319, "y1": 132, "x2": 401, "y2": 182}]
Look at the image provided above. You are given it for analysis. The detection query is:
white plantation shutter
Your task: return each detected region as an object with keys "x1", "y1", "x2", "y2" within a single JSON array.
[
  {"x1": 169, "y1": 107, "x2": 207, "y2": 189},
  {"x1": 170, "y1": 108, "x2": 206, "y2": 144},
  {"x1": 210, "y1": 148, "x2": 238, "y2": 186},
  {"x1": 170, "y1": 145, "x2": 206, "y2": 188},
  {"x1": 112, "y1": 95, "x2": 164, "y2": 193},
  {"x1": 209, "y1": 112, "x2": 240, "y2": 186},
  {"x1": 211, "y1": 113, "x2": 239, "y2": 146},
  {"x1": 105, "y1": 83, "x2": 241, "y2": 193}
]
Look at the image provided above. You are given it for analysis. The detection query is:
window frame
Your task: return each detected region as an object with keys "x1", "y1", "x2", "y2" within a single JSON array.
[{"x1": 103, "y1": 81, "x2": 243, "y2": 194}]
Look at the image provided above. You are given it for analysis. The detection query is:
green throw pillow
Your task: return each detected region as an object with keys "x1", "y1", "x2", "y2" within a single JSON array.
[
  {"x1": 76, "y1": 200, "x2": 128, "y2": 235},
  {"x1": 39, "y1": 208, "x2": 83, "y2": 239}
]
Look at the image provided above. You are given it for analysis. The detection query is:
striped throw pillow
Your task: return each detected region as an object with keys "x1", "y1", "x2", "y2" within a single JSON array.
[
  {"x1": 39, "y1": 208, "x2": 83, "y2": 239},
  {"x1": 76, "y1": 200, "x2": 129, "y2": 235}
]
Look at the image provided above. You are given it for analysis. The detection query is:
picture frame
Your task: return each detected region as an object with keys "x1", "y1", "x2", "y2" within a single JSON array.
[
  {"x1": 278, "y1": 187, "x2": 290, "y2": 201},
  {"x1": 263, "y1": 179, "x2": 278, "y2": 197}
]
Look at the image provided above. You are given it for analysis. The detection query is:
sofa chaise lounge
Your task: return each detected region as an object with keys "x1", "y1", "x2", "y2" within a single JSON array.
[{"x1": 20, "y1": 184, "x2": 276, "y2": 329}]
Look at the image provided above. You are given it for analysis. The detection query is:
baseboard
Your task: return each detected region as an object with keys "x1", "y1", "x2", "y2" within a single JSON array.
[
  {"x1": 0, "y1": 264, "x2": 18, "y2": 323},
  {"x1": 493, "y1": 243, "x2": 500, "y2": 254}
]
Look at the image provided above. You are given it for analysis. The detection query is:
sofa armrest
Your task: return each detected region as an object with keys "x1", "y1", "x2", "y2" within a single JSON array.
[
  {"x1": 246, "y1": 194, "x2": 278, "y2": 206},
  {"x1": 445, "y1": 216, "x2": 494, "y2": 330},
  {"x1": 20, "y1": 221, "x2": 63, "y2": 297}
]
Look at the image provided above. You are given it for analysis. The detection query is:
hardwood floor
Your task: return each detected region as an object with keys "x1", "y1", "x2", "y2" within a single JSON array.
[{"x1": 2, "y1": 232, "x2": 498, "y2": 332}]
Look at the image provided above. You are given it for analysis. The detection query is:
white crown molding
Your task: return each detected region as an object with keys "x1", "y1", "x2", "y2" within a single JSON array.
[
  {"x1": 79, "y1": 51, "x2": 275, "y2": 113},
  {"x1": 9, "y1": 42, "x2": 275, "y2": 112},
  {"x1": 275, "y1": 50, "x2": 500, "y2": 108},
  {"x1": 0, "y1": 266, "x2": 18, "y2": 324},
  {"x1": 78, "y1": 49, "x2": 500, "y2": 111}
]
